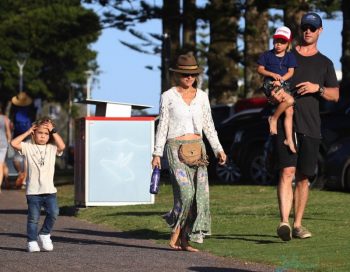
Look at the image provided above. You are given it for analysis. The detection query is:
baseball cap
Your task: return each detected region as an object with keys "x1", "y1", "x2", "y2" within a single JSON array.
[
  {"x1": 301, "y1": 12, "x2": 322, "y2": 28},
  {"x1": 273, "y1": 26, "x2": 292, "y2": 41}
]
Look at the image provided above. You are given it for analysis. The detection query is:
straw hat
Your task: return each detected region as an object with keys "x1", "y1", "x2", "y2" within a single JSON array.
[
  {"x1": 11, "y1": 92, "x2": 33, "y2": 106},
  {"x1": 169, "y1": 52, "x2": 203, "y2": 74}
]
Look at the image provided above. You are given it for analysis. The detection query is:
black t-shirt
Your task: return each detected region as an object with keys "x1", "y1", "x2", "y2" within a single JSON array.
[{"x1": 291, "y1": 49, "x2": 338, "y2": 139}]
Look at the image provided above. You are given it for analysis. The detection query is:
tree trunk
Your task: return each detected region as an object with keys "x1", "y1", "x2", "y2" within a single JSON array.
[
  {"x1": 283, "y1": 0, "x2": 309, "y2": 46},
  {"x1": 182, "y1": 0, "x2": 196, "y2": 53},
  {"x1": 341, "y1": 0, "x2": 350, "y2": 106},
  {"x1": 161, "y1": 0, "x2": 180, "y2": 93},
  {"x1": 207, "y1": 0, "x2": 240, "y2": 104},
  {"x1": 244, "y1": 0, "x2": 269, "y2": 97}
]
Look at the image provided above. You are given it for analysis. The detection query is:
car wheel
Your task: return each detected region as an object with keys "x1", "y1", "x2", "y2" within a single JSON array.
[
  {"x1": 215, "y1": 156, "x2": 241, "y2": 183},
  {"x1": 309, "y1": 154, "x2": 325, "y2": 189},
  {"x1": 242, "y1": 147, "x2": 274, "y2": 185},
  {"x1": 249, "y1": 150, "x2": 274, "y2": 185}
]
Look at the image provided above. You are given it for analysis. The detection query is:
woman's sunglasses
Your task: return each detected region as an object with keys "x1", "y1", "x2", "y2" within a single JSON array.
[
  {"x1": 180, "y1": 73, "x2": 199, "y2": 78},
  {"x1": 301, "y1": 24, "x2": 318, "y2": 33}
]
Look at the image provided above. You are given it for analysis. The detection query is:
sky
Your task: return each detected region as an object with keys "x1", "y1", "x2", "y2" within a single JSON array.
[{"x1": 86, "y1": 3, "x2": 343, "y2": 115}]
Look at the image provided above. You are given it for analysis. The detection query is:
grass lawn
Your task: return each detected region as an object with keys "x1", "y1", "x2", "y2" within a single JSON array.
[{"x1": 57, "y1": 183, "x2": 350, "y2": 272}]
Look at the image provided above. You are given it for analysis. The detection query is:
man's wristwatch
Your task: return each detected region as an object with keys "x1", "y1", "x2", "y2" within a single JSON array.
[
  {"x1": 318, "y1": 86, "x2": 325, "y2": 96},
  {"x1": 50, "y1": 128, "x2": 57, "y2": 134}
]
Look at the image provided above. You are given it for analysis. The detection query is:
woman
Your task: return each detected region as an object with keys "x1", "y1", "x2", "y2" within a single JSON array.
[
  {"x1": 0, "y1": 102, "x2": 12, "y2": 192},
  {"x1": 152, "y1": 52, "x2": 226, "y2": 252}
]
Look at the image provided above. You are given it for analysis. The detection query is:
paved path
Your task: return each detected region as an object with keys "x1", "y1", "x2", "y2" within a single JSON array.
[{"x1": 0, "y1": 189, "x2": 276, "y2": 272}]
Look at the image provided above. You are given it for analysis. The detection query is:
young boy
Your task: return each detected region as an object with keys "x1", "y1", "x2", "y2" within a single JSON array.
[
  {"x1": 11, "y1": 117, "x2": 65, "y2": 252},
  {"x1": 257, "y1": 26, "x2": 297, "y2": 153}
]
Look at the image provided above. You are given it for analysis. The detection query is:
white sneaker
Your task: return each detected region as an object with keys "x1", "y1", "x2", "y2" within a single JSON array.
[
  {"x1": 27, "y1": 241, "x2": 40, "y2": 253},
  {"x1": 38, "y1": 234, "x2": 53, "y2": 251}
]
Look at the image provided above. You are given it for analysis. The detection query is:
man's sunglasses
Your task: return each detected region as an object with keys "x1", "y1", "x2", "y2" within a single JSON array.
[
  {"x1": 180, "y1": 73, "x2": 199, "y2": 78},
  {"x1": 301, "y1": 24, "x2": 318, "y2": 33}
]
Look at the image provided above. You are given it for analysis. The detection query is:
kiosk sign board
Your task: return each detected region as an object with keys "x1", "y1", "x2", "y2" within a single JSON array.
[{"x1": 74, "y1": 100, "x2": 155, "y2": 206}]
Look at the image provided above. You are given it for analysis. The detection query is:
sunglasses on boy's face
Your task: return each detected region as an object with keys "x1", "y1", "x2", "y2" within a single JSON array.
[
  {"x1": 180, "y1": 73, "x2": 198, "y2": 78},
  {"x1": 301, "y1": 24, "x2": 318, "y2": 33},
  {"x1": 274, "y1": 39, "x2": 288, "y2": 44}
]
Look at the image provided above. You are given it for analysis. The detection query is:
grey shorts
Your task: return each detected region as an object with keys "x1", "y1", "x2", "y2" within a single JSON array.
[
  {"x1": 13, "y1": 152, "x2": 25, "y2": 163},
  {"x1": 0, "y1": 147, "x2": 7, "y2": 163},
  {"x1": 274, "y1": 131, "x2": 320, "y2": 177}
]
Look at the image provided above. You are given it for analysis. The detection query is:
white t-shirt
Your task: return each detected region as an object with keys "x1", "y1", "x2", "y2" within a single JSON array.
[{"x1": 20, "y1": 142, "x2": 62, "y2": 195}]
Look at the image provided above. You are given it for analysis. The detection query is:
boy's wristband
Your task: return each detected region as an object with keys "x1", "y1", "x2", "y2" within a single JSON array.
[{"x1": 50, "y1": 128, "x2": 57, "y2": 134}]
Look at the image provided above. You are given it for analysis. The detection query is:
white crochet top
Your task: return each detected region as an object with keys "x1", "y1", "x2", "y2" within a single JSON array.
[{"x1": 153, "y1": 87, "x2": 223, "y2": 157}]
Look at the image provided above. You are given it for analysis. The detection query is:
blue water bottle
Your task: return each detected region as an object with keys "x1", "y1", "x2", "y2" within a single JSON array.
[{"x1": 150, "y1": 166, "x2": 161, "y2": 194}]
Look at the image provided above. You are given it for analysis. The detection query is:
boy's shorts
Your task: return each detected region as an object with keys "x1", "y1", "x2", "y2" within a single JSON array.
[
  {"x1": 274, "y1": 130, "x2": 320, "y2": 178},
  {"x1": 262, "y1": 79, "x2": 291, "y2": 97}
]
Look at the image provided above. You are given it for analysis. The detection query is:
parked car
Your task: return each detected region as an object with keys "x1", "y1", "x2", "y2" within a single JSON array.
[
  {"x1": 233, "y1": 97, "x2": 268, "y2": 113},
  {"x1": 323, "y1": 137, "x2": 350, "y2": 191},
  {"x1": 208, "y1": 97, "x2": 269, "y2": 183},
  {"x1": 211, "y1": 102, "x2": 350, "y2": 187},
  {"x1": 205, "y1": 106, "x2": 271, "y2": 183},
  {"x1": 211, "y1": 97, "x2": 268, "y2": 128},
  {"x1": 208, "y1": 105, "x2": 273, "y2": 184},
  {"x1": 211, "y1": 104, "x2": 235, "y2": 127}
]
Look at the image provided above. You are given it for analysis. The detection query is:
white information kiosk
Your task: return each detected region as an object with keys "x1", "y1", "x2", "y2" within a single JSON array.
[{"x1": 74, "y1": 99, "x2": 155, "y2": 206}]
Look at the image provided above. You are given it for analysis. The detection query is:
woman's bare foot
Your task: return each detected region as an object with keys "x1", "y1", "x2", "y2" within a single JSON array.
[
  {"x1": 169, "y1": 228, "x2": 181, "y2": 250},
  {"x1": 180, "y1": 235, "x2": 199, "y2": 252},
  {"x1": 182, "y1": 245, "x2": 199, "y2": 252},
  {"x1": 284, "y1": 139, "x2": 297, "y2": 153},
  {"x1": 169, "y1": 238, "x2": 181, "y2": 250},
  {"x1": 268, "y1": 116, "x2": 277, "y2": 135},
  {"x1": 181, "y1": 241, "x2": 199, "y2": 252},
  {"x1": 169, "y1": 241, "x2": 181, "y2": 250}
]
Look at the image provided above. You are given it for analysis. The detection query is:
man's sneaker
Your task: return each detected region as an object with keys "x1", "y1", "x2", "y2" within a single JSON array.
[
  {"x1": 277, "y1": 222, "x2": 292, "y2": 241},
  {"x1": 39, "y1": 234, "x2": 54, "y2": 251},
  {"x1": 292, "y1": 226, "x2": 312, "y2": 239},
  {"x1": 27, "y1": 241, "x2": 40, "y2": 253}
]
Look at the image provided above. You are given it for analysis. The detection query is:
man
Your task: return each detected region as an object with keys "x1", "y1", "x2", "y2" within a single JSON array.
[{"x1": 272, "y1": 12, "x2": 339, "y2": 241}]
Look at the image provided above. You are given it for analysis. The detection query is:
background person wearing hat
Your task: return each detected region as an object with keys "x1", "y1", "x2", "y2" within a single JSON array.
[
  {"x1": 257, "y1": 25, "x2": 297, "y2": 153},
  {"x1": 0, "y1": 102, "x2": 11, "y2": 192},
  {"x1": 9, "y1": 91, "x2": 37, "y2": 189},
  {"x1": 151, "y1": 52, "x2": 226, "y2": 252},
  {"x1": 271, "y1": 12, "x2": 339, "y2": 241}
]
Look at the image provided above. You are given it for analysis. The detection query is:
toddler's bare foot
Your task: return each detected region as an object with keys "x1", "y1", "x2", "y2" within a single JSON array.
[
  {"x1": 284, "y1": 139, "x2": 297, "y2": 153},
  {"x1": 268, "y1": 116, "x2": 277, "y2": 135}
]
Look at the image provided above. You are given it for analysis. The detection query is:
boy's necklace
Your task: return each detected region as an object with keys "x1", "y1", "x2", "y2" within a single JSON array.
[
  {"x1": 279, "y1": 56, "x2": 284, "y2": 70},
  {"x1": 275, "y1": 51, "x2": 285, "y2": 70},
  {"x1": 36, "y1": 144, "x2": 47, "y2": 167}
]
